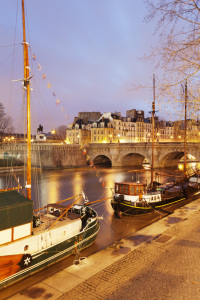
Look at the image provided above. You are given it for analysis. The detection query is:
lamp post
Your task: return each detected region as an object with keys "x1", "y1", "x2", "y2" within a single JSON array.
[
  {"x1": 117, "y1": 134, "x2": 120, "y2": 143},
  {"x1": 157, "y1": 132, "x2": 160, "y2": 142},
  {"x1": 51, "y1": 129, "x2": 55, "y2": 142}
]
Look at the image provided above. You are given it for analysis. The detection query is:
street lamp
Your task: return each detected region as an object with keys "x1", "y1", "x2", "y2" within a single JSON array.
[
  {"x1": 117, "y1": 134, "x2": 120, "y2": 143},
  {"x1": 51, "y1": 129, "x2": 55, "y2": 142}
]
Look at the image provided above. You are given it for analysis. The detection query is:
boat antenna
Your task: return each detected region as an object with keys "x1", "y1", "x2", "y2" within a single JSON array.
[
  {"x1": 22, "y1": 0, "x2": 31, "y2": 199},
  {"x1": 151, "y1": 74, "x2": 156, "y2": 185}
]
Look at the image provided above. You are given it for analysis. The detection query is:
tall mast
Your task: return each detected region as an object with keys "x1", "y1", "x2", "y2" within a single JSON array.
[
  {"x1": 22, "y1": 0, "x2": 31, "y2": 199},
  {"x1": 184, "y1": 80, "x2": 187, "y2": 176},
  {"x1": 151, "y1": 74, "x2": 155, "y2": 185}
]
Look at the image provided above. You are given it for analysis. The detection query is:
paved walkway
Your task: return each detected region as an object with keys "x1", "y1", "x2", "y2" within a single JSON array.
[{"x1": 4, "y1": 197, "x2": 200, "y2": 299}]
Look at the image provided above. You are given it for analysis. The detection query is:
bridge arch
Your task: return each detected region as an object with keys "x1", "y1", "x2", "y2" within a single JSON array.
[
  {"x1": 160, "y1": 151, "x2": 200, "y2": 169},
  {"x1": 160, "y1": 151, "x2": 184, "y2": 169},
  {"x1": 122, "y1": 153, "x2": 149, "y2": 167},
  {"x1": 93, "y1": 155, "x2": 112, "y2": 166}
]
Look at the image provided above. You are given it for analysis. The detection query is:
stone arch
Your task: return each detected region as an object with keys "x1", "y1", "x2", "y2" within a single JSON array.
[
  {"x1": 178, "y1": 153, "x2": 200, "y2": 171},
  {"x1": 93, "y1": 155, "x2": 112, "y2": 166},
  {"x1": 159, "y1": 151, "x2": 200, "y2": 169},
  {"x1": 122, "y1": 153, "x2": 146, "y2": 167},
  {"x1": 160, "y1": 151, "x2": 184, "y2": 169}
]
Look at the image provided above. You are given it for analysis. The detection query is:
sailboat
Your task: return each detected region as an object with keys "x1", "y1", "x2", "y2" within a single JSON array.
[
  {"x1": 111, "y1": 77, "x2": 200, "y2": 216},
  {"x1": 0, "y1": 0, "x2": 100, "y2": 289}
]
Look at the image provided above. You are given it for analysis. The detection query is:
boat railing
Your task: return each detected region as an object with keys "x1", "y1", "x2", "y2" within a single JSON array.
[
  {"x1": 185, "y1": 166, "x2": 200, "y2": 178},
  {"x1": 146, "y1": 191, "x2": 160, "y2": 195}
]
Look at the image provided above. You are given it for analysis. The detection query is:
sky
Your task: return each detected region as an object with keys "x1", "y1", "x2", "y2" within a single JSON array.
[{"x1": 0, "y1": 0, "x2": 158, "y2": 133}]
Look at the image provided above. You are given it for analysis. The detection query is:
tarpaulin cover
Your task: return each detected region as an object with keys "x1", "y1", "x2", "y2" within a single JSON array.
[{"x1": 0, "y1": 190, "x2": 33, "y2": 231}]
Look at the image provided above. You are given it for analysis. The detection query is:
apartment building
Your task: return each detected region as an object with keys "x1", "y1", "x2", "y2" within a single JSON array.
[
  {"x1": 66, "y1": 110, "x2": 200, "y2": 144},
  {"x1": 66, "y1": 120, "x2": 91, "y2": 144},
  {"x1": 91, "y1": 116, "x2": 114, "y2": 143}
]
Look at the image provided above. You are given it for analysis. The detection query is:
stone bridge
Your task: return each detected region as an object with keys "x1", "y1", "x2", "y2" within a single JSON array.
[
  {"x1": 0, "y1": 144, "x2": 87, "y2": 168},
  {"x1": 88, "y1": 142, "x2": 200, "y2": 169},
  {"x1": 0, "y1": 142, "x2": 200, "y2": 169}
]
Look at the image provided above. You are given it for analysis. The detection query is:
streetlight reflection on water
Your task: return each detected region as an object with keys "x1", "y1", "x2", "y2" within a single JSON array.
[
  {"x1": 34, "y1": 167, "x2": 130, "y2": 212},
  {"x1": 72, "y1": 171, "x2": 84, "y2": 197}
]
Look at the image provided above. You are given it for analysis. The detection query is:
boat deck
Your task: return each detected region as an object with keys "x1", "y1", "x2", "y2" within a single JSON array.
[{"x1": 33, "y1": 211, "x2": 81, "y2": 235}]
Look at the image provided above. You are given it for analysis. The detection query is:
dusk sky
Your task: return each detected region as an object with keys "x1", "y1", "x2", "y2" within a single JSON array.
[{"x1": 0, "y1": 0, "x2": 159, "y2": 133}]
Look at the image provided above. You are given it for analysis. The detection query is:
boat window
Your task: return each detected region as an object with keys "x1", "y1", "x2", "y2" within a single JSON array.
[
  {"x1": 24, "y1": 245, "x2": 29, "y2": 251},
  {"x1": 120, "y1": 185, "x2": 124, "y2": 193},
  {"x1": 140, "y1": 187, "x2": 143, "y2": 194},
  {"x1": 136, "y1": 186, "x2": 139, "y2": 194},
  {"x1": 115, "y1": 184, "x2": 119, "y2": 193},
  {"x1": 130, "y1": 186, "x2": 135, "y2": 195},
  {"x1": 124, "y1": 185, "x2": 129, "y2": 195},
  {"x1": 151, "y1": 197, "x2": 153, "y2": 201}
]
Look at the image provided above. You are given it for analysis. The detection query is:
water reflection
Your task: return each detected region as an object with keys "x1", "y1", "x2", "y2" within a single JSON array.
[{"x1": 72, "y1": 171, "x2": 83, "y2": 196}]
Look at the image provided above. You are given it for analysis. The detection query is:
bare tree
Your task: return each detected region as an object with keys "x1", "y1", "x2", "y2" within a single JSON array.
[
  {"x1": 55, "y1": 125, "x2": 68, "y2": 140},
  {"x1": 143, "y1": 0, "x2": 200, "y2": 119},
  {"x1": 0, "y1": 103, "x2": 14, "y2": 136}
]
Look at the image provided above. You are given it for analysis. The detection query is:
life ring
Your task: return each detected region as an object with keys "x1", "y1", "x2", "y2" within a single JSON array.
[{"x1": 20, "y1": 254, "x2": 32, "y2": 268}]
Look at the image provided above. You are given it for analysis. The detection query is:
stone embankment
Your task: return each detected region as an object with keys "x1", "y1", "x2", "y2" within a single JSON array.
[{"x1": 0, "y1": 144, "x2": 87, "y2": 169}]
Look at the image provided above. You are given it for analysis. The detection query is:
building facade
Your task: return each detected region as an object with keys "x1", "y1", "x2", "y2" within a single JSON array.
[{"x1": 66, "y1": 110, "x2": 200, "y2": 145}]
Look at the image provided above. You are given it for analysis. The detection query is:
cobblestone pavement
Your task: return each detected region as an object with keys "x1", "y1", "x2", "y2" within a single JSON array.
[{"x1": 58, "y1": 208, "x2": 200, "y2": 300}]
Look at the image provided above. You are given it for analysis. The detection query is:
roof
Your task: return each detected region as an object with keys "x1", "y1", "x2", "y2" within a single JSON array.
[
  {"x1": 115, "y1": 182, "x2": 145, "y2": 186},
  {"x1": 0, "y1": 190, "x2": 33, "y2": 231},
  {"x1": 47, "y1": 203, "x2": 69, "y2": 210},
  {"x1": 0, "y1": 190, "x2": 32, "y2": 207}
]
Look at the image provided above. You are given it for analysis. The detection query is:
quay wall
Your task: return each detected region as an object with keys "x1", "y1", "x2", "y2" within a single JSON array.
[{"x1": 0, "y1": 144, "x2": 87, "y2": 168}]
